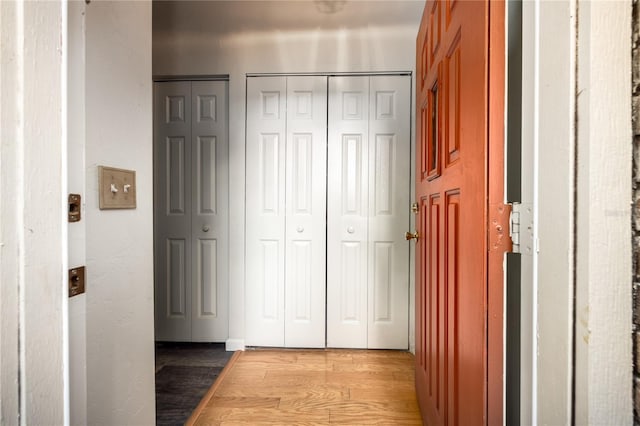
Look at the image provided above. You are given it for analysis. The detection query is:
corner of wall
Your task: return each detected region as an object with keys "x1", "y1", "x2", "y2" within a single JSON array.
[{"x1": 225, "y1": 339, "x2": 246, "y2": 352}]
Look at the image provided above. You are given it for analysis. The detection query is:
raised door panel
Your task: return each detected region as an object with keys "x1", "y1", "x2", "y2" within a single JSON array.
[
  {"x1": 191, "y1": 81, "x2": 229, "y2": 341},
  {"x1": 327, "y1": 76, "x2": 369, "y2": 349},
  {"x1": 284, "y1": 76, "x2": 327, "y2": 348},
  {"x1": 246, "y1": 77, "x2": 287, "y2": 346},
  {"x1": 154, "y1": 81, "x2": 193, "y2": 341},
  {"x1": 415, "y1": 0, "x2": 490, "y2": 424},
  {"x1": 367, "y1": 76, "x2": 411, "y2": 350}
]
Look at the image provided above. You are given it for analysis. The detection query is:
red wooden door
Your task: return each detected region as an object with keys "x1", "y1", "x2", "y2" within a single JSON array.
[{"x1": 414, "y1": 1, "x2": 506, "y2": 425}]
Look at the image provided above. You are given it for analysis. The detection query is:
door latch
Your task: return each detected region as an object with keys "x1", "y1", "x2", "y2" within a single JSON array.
[
  {"x1": 69, "y1": 266, "x2": 86, "y2": 297},
  {"x1": 68, "y1": 194, "x2": 81, "y2": 222}
]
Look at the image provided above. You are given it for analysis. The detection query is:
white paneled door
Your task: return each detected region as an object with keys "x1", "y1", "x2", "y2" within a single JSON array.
[
  {"x1": 246, "y1": 74, "x2": 410, "y2": 349},
  {"x1": 327, "y1": 76, "x2": 410, "y2": 349},
  {"x1": 246, "y1": 76, "x2": 327, "y2": 347},
  {"x1": 326, "y1": 76, "x2": 370, "y2": 348},
  {"x1": 284, "y1": 77, "x2": 328, "y2": 347},
  {"x1": 154, "y1": 80, "x2": 229, "y2": 342}
]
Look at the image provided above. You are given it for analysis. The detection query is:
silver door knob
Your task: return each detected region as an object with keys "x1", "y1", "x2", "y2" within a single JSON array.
[{"x1": 203, "y1": 225, "x2": 210, "y2": 232}]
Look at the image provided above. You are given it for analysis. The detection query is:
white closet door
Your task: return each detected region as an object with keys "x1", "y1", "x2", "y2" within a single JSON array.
[
  {"x1": 154, "y1": 80, "x2": 230, "y2": 342},
  {"x1": 367, "y1": 76, "x2": 410, "y2": 349},
  {"x1": 154, "y1": 81, "x2": 193, "y2": 341},
  {"x1": 191, "y1": 81, "x2": 229, "y2": 341},
  {"x1": 327, "y1": 75, "x2": 411, "y2": 349},
  {"x1": 284, "y1": 76, "x2": 327, "y2": 348},
  {"x1": 327, "y1": 76, "x2": 370, "y2": 348},
  {"x1": 246, "y1": 77, "x2": 287, "y2": 346}
]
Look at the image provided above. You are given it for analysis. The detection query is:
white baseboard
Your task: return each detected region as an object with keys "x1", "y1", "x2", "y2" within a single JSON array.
[{"x1": 225, "y1": 338, "x2": 245, "y2": 352}]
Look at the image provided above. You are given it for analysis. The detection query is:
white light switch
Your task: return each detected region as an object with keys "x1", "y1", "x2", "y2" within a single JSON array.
[{"x1": 99, "y1": 166, "x2": 136, "y2": 209}]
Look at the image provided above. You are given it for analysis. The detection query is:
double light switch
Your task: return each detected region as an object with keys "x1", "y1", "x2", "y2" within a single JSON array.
[{"x1": 99, "y1": 166, "x2": 137, "y2": 209}]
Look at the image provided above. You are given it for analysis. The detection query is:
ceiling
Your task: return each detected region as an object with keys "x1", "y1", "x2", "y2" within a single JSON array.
[{"x1": 153, "y1": 0, "x2": 425, "y2": 35}]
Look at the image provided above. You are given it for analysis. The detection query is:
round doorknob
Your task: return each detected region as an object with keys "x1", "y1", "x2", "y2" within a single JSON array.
[
  {"x1": 347, "y1": 226, "x2": 355, "y2": 234},
  {"x1": 405, "y1": 231, "x2": 419, "y2": 241},
  {"x1": 296, "y1": 226, "x2": 304, "y2": 233},
  {"x1": 203, "y1": 225, "x2": 210, "y2": 232}
]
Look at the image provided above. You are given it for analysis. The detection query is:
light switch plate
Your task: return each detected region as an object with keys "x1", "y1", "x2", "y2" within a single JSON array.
[{"x1": 98, "y1": 166, "x2": 136, "y2": 209}]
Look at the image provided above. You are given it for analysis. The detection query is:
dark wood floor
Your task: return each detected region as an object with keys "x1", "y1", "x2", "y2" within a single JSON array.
[{"x1": 155, "y1": 342, "x2": 233, "y2": 426}]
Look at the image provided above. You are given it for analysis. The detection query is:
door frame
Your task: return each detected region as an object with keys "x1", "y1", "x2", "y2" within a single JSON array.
[{"x1": 487, "y1": 1, "x2": 508, "y2": 425}]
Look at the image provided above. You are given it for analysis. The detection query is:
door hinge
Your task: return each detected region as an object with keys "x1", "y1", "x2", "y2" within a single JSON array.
[
  {"x1": 509, "y1": 203, "x2": 534, "y2": 255},
  {"x1": 509, "y1": 206, "x2": 520, "y2": 251}
]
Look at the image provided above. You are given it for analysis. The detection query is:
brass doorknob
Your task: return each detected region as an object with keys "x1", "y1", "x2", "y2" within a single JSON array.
[{"x1": 405, "y1": 231, "x2": 419, "y2": 241}]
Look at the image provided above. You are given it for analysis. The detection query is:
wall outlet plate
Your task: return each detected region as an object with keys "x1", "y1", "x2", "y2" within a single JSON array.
[{"x1": 98, "y1": 166, "x2": 136, "y2": 209}]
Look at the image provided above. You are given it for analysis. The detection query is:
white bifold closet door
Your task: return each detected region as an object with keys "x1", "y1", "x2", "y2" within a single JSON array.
[
  {"x1": 154, "y1": 80, "x2": 229, "y2": 342},
  {"x1": 245, "y1": 75, "x2": 410, "y2": 349},
  {"x1": 326, "y1": 75, "x2": 410, "y2": 349},
  {"x1": 245, "y1": 76, "x2": 327, "y2": 347}
]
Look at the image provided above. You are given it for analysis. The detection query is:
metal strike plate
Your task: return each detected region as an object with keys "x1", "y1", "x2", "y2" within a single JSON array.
[
  {"x1": 69, "y1": 266, "x2": 86, "y2": 298},
  {"x1": 68, "y1": 194, "x2": 81, "y2": 222}
]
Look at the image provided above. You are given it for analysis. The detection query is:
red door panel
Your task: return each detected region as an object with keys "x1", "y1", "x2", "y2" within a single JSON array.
[{"x1": 414, "y1": 1, "x2": 506, "y2": 425}]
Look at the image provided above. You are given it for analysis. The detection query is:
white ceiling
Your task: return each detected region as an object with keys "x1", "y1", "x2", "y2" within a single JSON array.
[{"x1": 153, "y1": 0, "x2": 425, "y2": 35}]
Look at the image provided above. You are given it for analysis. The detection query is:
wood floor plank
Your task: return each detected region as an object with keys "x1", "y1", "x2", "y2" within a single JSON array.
[
  {"x1": 234, "y1": 360, "x2": 333, "y2": 371},
  {"x1": 278, "y1": 397, "x2": 420, "y2": 412},
  {"x1": 208, "y1": 396, "x2": 280, "y2": 408},
  {"x1": 194, "y1": 407, "x2": 330, "y2": 424},
  {"x1": 349, "y1": 385, "x2": 419, "y2": 401},
  {"x1": 262, "y1": 370, "x2": 329, "y2": 386},
  {"x1": 216, "y1": 384, "x2": 350, "y2": 400},
  {"x1": 329, "y1": 410, "x2": 423, "y2": 425},
  {"x1": 188, "y1": 349, "x2": 422, "y2": 425},
  {"x1": 325, "y1": 370, "x2": 399, "y2": 385},
  {"x1": 332, "y1": 361, "x2": 411, "y2": 373}
]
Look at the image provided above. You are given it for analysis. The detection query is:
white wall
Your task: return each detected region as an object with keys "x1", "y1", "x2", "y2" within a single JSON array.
[
  {"x1": 575, "y1": 1, "x2": 632, "y2": 423},
  {"x1": 521, "y1": 0, "x2": 633, "y2": 423},
  {"x1": 85, "y1": 2, "x2": 155, "y2": 424},
  {"x1": 0, "y1": 1, "x2": 67, "y2": 424},
  {"x1": 153, "y1": 1, "x2": 421, "y2": 351}
]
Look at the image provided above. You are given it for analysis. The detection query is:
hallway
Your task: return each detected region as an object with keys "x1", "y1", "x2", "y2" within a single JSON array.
[{"x1": 187, "y1": 349, "x2": 421, "y2": 425}]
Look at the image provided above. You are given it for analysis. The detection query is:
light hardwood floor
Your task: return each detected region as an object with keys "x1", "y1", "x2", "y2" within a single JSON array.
[{"x1": 187, "y1": 349, "x2": 423, "y2": 425}]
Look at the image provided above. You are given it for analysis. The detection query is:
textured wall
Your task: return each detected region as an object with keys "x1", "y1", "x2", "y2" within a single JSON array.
[
  {"x1": 0, "y1": 1, "x2": 66, "y2": 423},
  {"x1": 574, "y1": 2, "x2": 632, "y2": 424},
  {"x1": 85, "y1": 2, "x2": 156, "y2": 424},
  {"x1": 632, "y1": 0, "x2": 640, "y2": 423}
]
